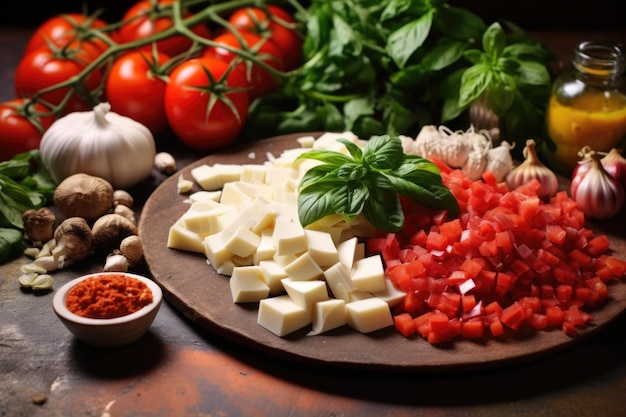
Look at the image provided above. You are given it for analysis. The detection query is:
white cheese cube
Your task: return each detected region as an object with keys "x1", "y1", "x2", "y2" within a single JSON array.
[
  {"x1": 220, "y1": 182, "x2": 253, "y2": 206},
  {"x1": 281, "y1": 278, "x2": 328, "y2": 310},
  {"x1": 313, "y1": 131, "x2": 359, "y2": 150},
  {"x1": 345, "y1": 298, "x2": 393, "y2": 333},
  {"x1": 265, "y1": 166, "x2": 299, "y2": 186},
  {"x1": 273, "y1": 253, "x2": 298, "y2": 268},
  {"x1": 202, "y1": 232, "x2": 233, "y2": 269},
  {"x1": 272, "y1": 220, "x2": 307, "y2": 257},
  {"x1": 259, "y1": 260, "x2": 288, "y2": 294},
  {"x1": 258, "y1": 295, "x2": 311, "y2": 336},
  {"x1": 182, "y1": 205, "x2": 231, "y2": 237},
  {"x1": 191, "y1": 164, "x2": 242, "y2": 190},
  {"x1": 216, "y1": 259, "x2": 236, "y2": 276},
  {"x1": 296, "y1": 135, "x2": 316, "y2": 148},
  {"x1": 167, "y1": 221, "x2": 203, "y2": 253},
  {"x1": 240, "y1": 164, "x2": 267, "y2": 184},
  {"x1": 224, "y1": 225, "x2": 261, "y2": 258},
  {"x1": 189, "y1": 190, "x2": 222, "y2": 203},
  {"x1": 230, "y1": 266, "x2": 269, "y2": 303},
  {"x1": 304, "y1": 229, "x2": 339, "y2": 267},
  {"x1": 284, "y1": 252, "x2": 324, "y2": 281},
  {"x1": 323, "y1": 262, "x2": 356, "y2": 302},
  {"x1": 253, "y1": 230, "x2": 276, "y2": 264},
  {"x1": 348, "y1": 290, "x2": 374, "y2": 302},
  {"x1": 222, "y1": 198, "x2": 276, "y2": 241},
  {"x1": 372, "y1": 278, "x2": 407, "y2": 307},
  {"x1": 337, "y1": 237, "x2": 359, "y2": 270},
  {"x1": 308, "y1": 299, "x2": 347, "y2": 335},
  {"x1": 351, "y1": 255, "x2": 387, "y2": 293}
]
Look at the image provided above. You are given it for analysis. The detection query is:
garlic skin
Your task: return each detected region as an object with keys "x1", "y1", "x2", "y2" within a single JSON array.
[
  {"x1": 571, "y1": 150, "x2": 625, "y2": 219},
  {"x1": 505, "y1": 139, "x2": 558, "y2": 199},
  {"x1": 40, "y1": 102, "x2": 156, "y2": 189}
]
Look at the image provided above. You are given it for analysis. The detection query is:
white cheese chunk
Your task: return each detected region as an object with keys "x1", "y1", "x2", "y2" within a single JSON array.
[
  {"x1": 219, "y1": 181, "x2": 253, "y2": 206},
  {"x1": 230, "y1": 266, "x2": 270, "y2": 303},
  {"x1": 191, "y1": 163, "x2": 243, "y2": 191},
  {"x1": 202, "y1": 232, "x2": 233, "y2": 269},
  {"x1": 240, "y1": 164, "x2": 267, "y2": 184},
  {"x1": 351, "y1": 255, "x2": 387, "y2": 293},
  {"x1": 258, "y1": 295, "x2": 311, "y2": 336},
  {"x1": 308, "y1": 299, "x2": 347, "y2": 335},
  {"x1": 283, "y1": 252, "x2": 324, "y2": 281},
  {"x1": 259, "y1": 260, "x2": 288, "y2": 294},
  {"x1": 224, "y1": 225, "x2": 261, "y2": 258},
  {"x1": 182, "y1": 205, "x2": 232, "y2": 237},
  {"x1": 323, "y1": 262, "x2": 355, "y2": 302},
  {"x1": 189, "y1": 190, "x2": 222, "y2": 203},
  {"x1": 167, "y1": 220, "x2": 203, "y2": 253},
  {"x1": 253, "y1": 230, "x2": 276, "y2": 264},
  {"x1": 345, "y1": 298, "x2": 393, "y2": 333},
  {"x1": 272, "y1": 220, "x2": 307, "y2": 257},
  {"x1": 281, "y1": 278, "x2": 329, "y2": 310},
  {"x1": 304, "y1": 229, "x2": 339, "y2": 267}
]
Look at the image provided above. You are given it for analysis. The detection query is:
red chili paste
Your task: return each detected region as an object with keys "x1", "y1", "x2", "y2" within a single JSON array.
[{"x1": 66, "y1": 274, "x2": 153, "y2": 319}]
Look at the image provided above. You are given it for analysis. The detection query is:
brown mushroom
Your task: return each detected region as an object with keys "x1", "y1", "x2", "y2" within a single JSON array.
[
  {"x1": 53, "y1": 173, "x2": 114, "y2": 222},
  {"x1": 52, "y1": 217, "x2": 94, "y2": 265},
  {"x1": 91, "y1": 214, "x2": 138, "y2": 254},
  {"x1": 22, "y1": 207, "x2": 56, "y2": 244}
]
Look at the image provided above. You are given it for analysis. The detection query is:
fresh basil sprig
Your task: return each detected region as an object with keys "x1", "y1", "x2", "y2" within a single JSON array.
[{"x1": 296, "y1": 135, "x2": 459, "y2": 232}]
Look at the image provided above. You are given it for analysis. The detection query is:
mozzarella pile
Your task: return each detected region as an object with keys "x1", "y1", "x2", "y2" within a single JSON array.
[{"x1": 167, "y1": 132, "x2": 406, "y2": 337}]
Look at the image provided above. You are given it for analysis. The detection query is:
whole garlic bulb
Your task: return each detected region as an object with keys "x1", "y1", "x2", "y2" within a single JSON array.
[{"x1": 40, "y1": 102, "x2": 156, "y2": 189}]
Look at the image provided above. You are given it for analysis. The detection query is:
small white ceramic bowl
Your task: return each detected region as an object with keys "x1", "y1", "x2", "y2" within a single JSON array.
[{"x1": 52, "y1": 272, "x2": 162, "y2": 347}]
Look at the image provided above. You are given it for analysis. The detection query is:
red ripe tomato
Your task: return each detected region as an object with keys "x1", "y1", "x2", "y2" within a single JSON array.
[
  {"x1": 228, "y1": 5, "x2": 302, "y2": 70},
  {"x1": 164, "y1": 57, "x2": 249, "y2": 151},
  {"x1": 15, "y1": 42, "x2": 103, "y2": 114},
  {"x1": 0, "y1": 99, "x2": 55, "y2": 161},
  {"x1": 24, "y1": 13, "x2": 110, "y2": 56},
  {"x1": 117, "y1": 0, "x2": 212, "y2": 57},
  {"x1": 203, "y1": 31, "x2": 285, "y2": 100},
  {"x1": 105, "y1": 50, "x2": 170, "y2": 134}
]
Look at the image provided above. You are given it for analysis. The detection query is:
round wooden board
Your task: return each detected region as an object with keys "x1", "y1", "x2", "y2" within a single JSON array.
[{"x1": 138, "y1": 133, "x2": 626, "y2": 372}]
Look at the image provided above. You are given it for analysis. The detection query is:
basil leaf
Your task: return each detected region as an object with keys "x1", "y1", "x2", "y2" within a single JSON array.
[
  {"x1": 363, "y1": 135, "x2": 404, "y2": 169},
  {"x1": 296, "y1": 149, "x2": 354, "y2": 166},
  {"x1": 459, "y1": 64, "x2": 491, "y2": 107},
  {"x1": 298, "y1": 181, "x2": 339, "y2": 227},
  {"x1": 514, "y1": 60, "x2": 551, "y2": 85},
  {"x1": 362, "y1": 175, "x2": 404, "y2": 232},
  {"x1": 337, "y1": 138, "x2": 363, "y2": 161},
  {"x1": 387, "y1": 10, "x2": 433, "y2": 68},
  {"x1": 482, "y1": 22, "x2": 506, "y2": 57},
  {"x1": 0, "y1": 228, "x2": 23, "y2": 264}
]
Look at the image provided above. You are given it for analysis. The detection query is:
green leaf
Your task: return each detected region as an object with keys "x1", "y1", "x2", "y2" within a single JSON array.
[
  {"x1": 337, "y1": 138, "x2": 363, "y2": 162},
  {"x1": 298, "y1": 181, "x2": 339, "y2": 227},
  {"x1": 514, "y1": 60, "x2": 551, "y2": 86},
  {"x1": 296, "y1": 148, "x2": 354, "y2": 167},
  {"x1": 387, "y1": 10, "x2": 434, "y2": 68},
  {"x1": 459, "y1": 64, "x2": 491, "y2": 108},
  {"x1": 362, "y1": 175, "x2": 404, "y2": 232},
  {"x1": 482, "y1": 22, "x2": 506, "y2": 58},
  {"x1": 363, "y1": 135, "x2": 404, "y2": 170},
  {"x1": 435, "y1": 6, "x2": 486, "y2": 40},
  {"x1": 0, "y1": 174, "x2": 35, "y2": 229},
  {"x1": 0, "y1": 227, "x2": 23, "y2": 264},
  {"x1": 487, "y1": 72, "x2": 517, "y2": 114}
]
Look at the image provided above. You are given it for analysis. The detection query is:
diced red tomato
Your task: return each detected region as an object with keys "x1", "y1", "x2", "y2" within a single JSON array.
[{"x1": 368, "y1": 164, "x2": 625, "y2": 345}]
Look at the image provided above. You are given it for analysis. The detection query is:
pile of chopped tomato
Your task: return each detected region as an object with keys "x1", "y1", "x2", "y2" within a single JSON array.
[{"x1": 367, "y1": 168, "x2": 626, "y2": 344}]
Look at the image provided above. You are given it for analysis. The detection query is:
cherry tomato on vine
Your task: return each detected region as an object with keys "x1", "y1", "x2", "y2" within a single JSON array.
[
  {"x1": 14, "y1": 41, "x2": 103, "y2": 114},
  {"x1": 0, "y1": 99, "x2": 55, "y2": 161},
  {"x1": 228, "y1": 5, "x2": 302, "y2": 71},
  {"x1": 203, "y1": 31, "x2": 285, "y2": 100},
  {"x1": 24, "y1": 13, "x2": 110, "y2": 56},
  {"x1": 117, "y1": 0, "x2": 212, "y2": 57},
  {"x1": 165, "y1": 57, "x2": 249, "y2": 151},
  {"x1": 105, "y1": 50, "x2": 171, "y2": 134}
]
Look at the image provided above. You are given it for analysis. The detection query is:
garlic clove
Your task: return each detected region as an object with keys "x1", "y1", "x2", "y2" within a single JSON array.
[
  {"x1": 155, "y1": 152, "x2": 177, "y2": 175},
  {"x1": 104, "y1": 254, "x2": 129, "y2": 272},
  {"x1": 21, "y1": 262, "x2": 48, "y2": 275},
  {"x1": 18, "y1": 272, "x2": 38, "y2": 288},
  {"x1": 31, "y1": 274, "x2": 54, "y2": 290}
]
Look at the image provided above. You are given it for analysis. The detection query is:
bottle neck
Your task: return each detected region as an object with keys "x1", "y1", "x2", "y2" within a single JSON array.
[{"x1": 573, "y1": 41, "x2": 625, "y2": 79}]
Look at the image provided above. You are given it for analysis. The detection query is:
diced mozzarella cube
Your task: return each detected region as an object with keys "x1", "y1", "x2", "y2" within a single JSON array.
[
  {"x1": 182, "y1": 205, "x2": 232, "y2": 237},
  {"x1": 345, "y1": 298, "x2": 393, "y2": 333},
  {"x1": 308, "y1": 299, "x2": 347, "y2": 335},
  {"x1": 240, "y1": 164, "x2": 267, "y2": 184},
  {"x1": 191, "y1": 164, "x2": 242, "y2": 190},
  {"x1": 258, "y1": 295, "x2": 311, "y2": 336},
  {"x1": 167, "y1": 220, "x2": 203, "y2": 253},
  {"x1": 283, "y1": 252, "x2": 324, "y2": 281},
  {"x1": 224, "y1": 225, "x2": 261, "y2": 258},
  {"x1": 281, "y1": 278, "x2": 328, "y2": 310},
  {"x1": 323, "y1": 262, "x2": 355, "y2": 302},
  {"x1": 259, "y1": 260, "x2": 288, "y2": 294},
  {"x1": 348, "y1": 290, "x2": 373, "y2": 302},
  {"x1": 351, "y1": 255, "x2": 386, "y2": 293},
  {"x1": 253, "y1": 230, "x2": 276, "y2": 264},
  {"x1": 304, "y1": 229, "x2": 339, "y2": 267},
  {"x1": 230, "y1": 266, "x2": 269, "y2": 303},
  {"x1": 220, "y1": 182, "x2": 253, "y2": 206},
  {"x1": 202, "y1": 232, "x2": 233, "y2": 269},
  {"x1": 189, "y1": 190, "x2": 222, "y2": 203},
  {"x1": 272, "y1": 220, "x2": 307, "y2": 257}
]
